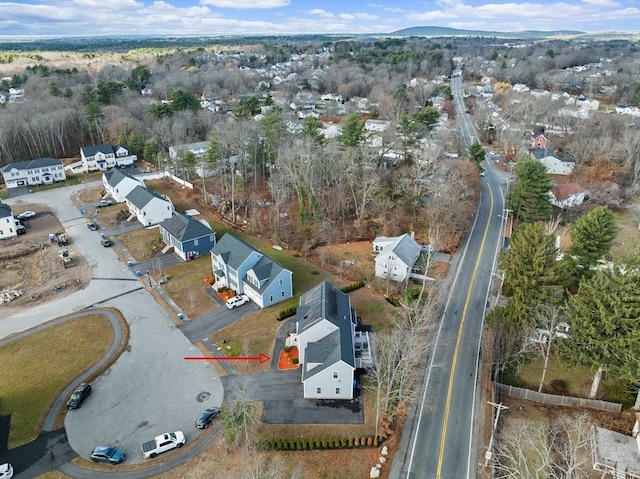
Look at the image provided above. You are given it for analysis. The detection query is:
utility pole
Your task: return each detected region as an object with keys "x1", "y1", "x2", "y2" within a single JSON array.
[{"x1": 484, "y1": 401, "x2": 509, "y2": 467}]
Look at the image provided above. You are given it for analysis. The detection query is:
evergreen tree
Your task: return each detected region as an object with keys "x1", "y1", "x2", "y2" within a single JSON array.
[
  {"x1": 468, "y1": 141, "x2": 485, "y2": 171},
  {"x1": 565, "y1": 206, "x2": 618, "y2": 282},
  {"x1": 300, "y1": 117, "x2": 325, "y2": 145},
  {"x1": 128, "y1": 65, "x2": 151, "y2": 91},
  {"x1": 338, "y1": 114, "x2": 366, "y2": 147},
  {"x1": 501, "y1": 222, "x2": 564, "y2": 327},
  {"x1": 170, "y1": 89, "x2": 200, "y2": 112},
  {"x1": 414, "y1": 105, "x2": 440, "y2": 130},
  {"x1": 557, "y1": 265, "x2": 640, "y2": 396},
  {"x1": 508, "y1": 158, "x2": 552, "y2": 222}
]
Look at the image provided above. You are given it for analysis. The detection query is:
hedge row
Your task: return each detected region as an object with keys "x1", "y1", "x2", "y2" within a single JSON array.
[
  {"x1": 340, "y1": 280, "x2": 366, "y2": 293},
  {"x1": 385, "y1": 294, "x2": 400, "y2": 306},
  {"x1": 277, "y1": 306, "x2": 297, "y2": 321},
  {"x1": 260, "y1": 435, "x2": 381, "y2": 450}
]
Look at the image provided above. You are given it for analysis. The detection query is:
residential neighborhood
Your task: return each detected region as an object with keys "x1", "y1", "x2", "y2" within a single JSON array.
[{"x1": 0, "y1": 28, "x2": 639, "y2": 479}]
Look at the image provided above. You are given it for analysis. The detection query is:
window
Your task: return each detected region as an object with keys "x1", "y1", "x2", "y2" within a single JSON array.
[
  {"x1": 194, "y1": 239, "x2": 199, "y2": 246},
  {"x1": 336, "y1": 388, "x2": 340, "y2": 395},
  {"x1": 279, "y1": 278, "x2": 283, "y2": 285},
  {"x1": 316, "y1": 387, "x2": 321, "y2": 394},
  {"x1": 269, "y1": 295, "x2": 273, "y2": 302},
  {"x1": 333, "y1": 371, "x2": 338, "y2": 378},
  {"x1": 281, "y1": 291, "x2": 285, "y2": 297}
]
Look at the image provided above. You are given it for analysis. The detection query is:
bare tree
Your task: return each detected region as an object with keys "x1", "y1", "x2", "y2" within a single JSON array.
[
  {"x1": 613, "y1": 126, "x2": 640, "y2": 186},
  {"x1": 525, "y1": 305, "x2": 566, "y2": 392},
  {"x1": 493, "y1": 412, "x2": 592, "y2": 479}
]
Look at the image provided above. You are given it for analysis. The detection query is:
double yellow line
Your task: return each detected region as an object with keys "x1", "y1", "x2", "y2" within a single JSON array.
[{"x1": 435, "y1": 185, "x2": 495, "y2": 478}]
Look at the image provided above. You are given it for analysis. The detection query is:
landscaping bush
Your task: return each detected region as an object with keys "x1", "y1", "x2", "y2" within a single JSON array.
[
  {"x1": 367, "y1": 436, "x2": 373, "y2": 446},
  {"x1": 292, "y1": 357, "x2": 299, "y2": 364},
  {"x1": 340, "y1": 280, "x2": 366, "y2": 293},
  {"x1": 321, "y1": 437, "x2": 328, "y2": 448},
  {"x1": 277, "y1": 306, "x2": 297, "y2": 321},
  {"x1": 283, "y1": 345, "x2": 291, "y2": 353},
  {"x1": 354, "y1": 437, "x2": 360, "y2": 446},
  {"x1": 373, "y1": 436, "x2": 379, "y2": 447},
  {"x1": 341, "y1": 437, "x2": 346, "y2": 447},
  {"x1": 385, "y1": 295, "x2": 400, "y2": 306},
  {"x1": 315, "y1": 438, "x2": 321, "y2": 448},
  {"x1": 348, "y1": 437, "x2": 354, "y2": 447}
]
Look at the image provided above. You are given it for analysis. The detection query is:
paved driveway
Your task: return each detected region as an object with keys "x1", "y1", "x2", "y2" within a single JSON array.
[{"x1": 3, "y1": 184, "x2": 224, "y2": 467}]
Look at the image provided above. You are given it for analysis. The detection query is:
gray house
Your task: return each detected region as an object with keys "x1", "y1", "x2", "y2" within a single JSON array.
[
  {"x1": 210, "y1": 234, "x2": 293, "y2": 309},
  {"x1": 372, "y1": 233, "x2": 422, "y2": 282},
  {"x1": 159, "y1": 213, "x2": 216, "y2": 261}
]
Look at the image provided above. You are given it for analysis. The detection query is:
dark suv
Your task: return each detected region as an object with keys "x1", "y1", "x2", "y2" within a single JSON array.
[{"x1": 67, "y1": 383, "x2": 92, "y2": 409}]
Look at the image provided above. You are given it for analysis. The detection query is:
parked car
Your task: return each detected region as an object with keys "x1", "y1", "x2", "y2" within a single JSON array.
[
  {"x1": 67, "y1": 383, "x2": 92, "y2": 409},
  {"x1": 195, "y1": 407, "x2": 220, "y2": 429},
  {"x1": 0, "y1": 463, "x2": 13, "y2": 479},
  {"x1": 225, "y1": 294, "x2": 250, "y2": 309},
  {"x1": 101, "y1": 238, "x2": 112, "y2": 247},
  {"x1": 87, "y1": 223, "x2": 99, "y2": 231},
  {"x1": 90, "y1": 446, "x2": 125, "y2": 464},
  {"x1": 16, "y1": 211, "x2": 36, "y2": 220},
  {"x1": 141, "y1": 431, "x2": 185, "y2": 459},
  {"x1": 96, "y1": 199, "x2": 114, "y2": 208}
]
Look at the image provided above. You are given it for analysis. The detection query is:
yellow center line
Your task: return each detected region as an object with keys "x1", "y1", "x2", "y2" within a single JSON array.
[{"x1": 435, "y1": 184, "x2": 495, "y2": 478}]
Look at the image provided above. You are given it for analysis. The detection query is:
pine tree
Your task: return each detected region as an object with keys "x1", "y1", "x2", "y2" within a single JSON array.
[
  {"x1": 338, "y1": 114, "x2": 366, "y2": 147},
  {"x1": 565, "y1": 206, "x2": 618, "y2": 283},
  {"x1": 501, "y1": 222, "x2": 564, "y2": 327},
  {"x1": 557, "y1": 265, "x2": 640, "y2": 397},
  {"x1": 508, "y1": 158, "x2": 552, "y2": 223}
]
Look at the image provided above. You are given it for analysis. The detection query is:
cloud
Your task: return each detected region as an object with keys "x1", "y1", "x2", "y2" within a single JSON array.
[
  {"x1": 307, "y1": 8, "x2": 334, "y2": 18},
  {"x1": 200, "y1": 0, "x2": 290, "y2": 8}
]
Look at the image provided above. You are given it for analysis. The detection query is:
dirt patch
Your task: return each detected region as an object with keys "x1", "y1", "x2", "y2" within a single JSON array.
[{"x1": 0, "y1": 206, "x2": 92, "y2": 311}]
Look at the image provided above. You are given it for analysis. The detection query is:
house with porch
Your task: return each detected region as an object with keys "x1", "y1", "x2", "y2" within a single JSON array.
[
  {"x1": 591, "y1": 413, "x2": 640, "y2": 478},
  {"x1": 102, "y1": 169, "x2": 145, "y2": 203},
  {"x1": 372, "y1": 233, "x2": 422, "y2": 282},
  {"x1": 1, "y1": 158, "x2": 66, "y2": 193},
  {"x1": 286, "y1": 281, "x2": 371, "y2": 400},
  {"x1": 159, "y1": 213, "x2": 216, "y2": 261},
  {"x1": 80, "y1": 144, "x2": 136, "y2": 172},
  {"x1": 210, "y1": 234, "x2": 293, "y2": 309},
  {"x1": 125, "y1": 186, "x2": 174, "y2": 227}
]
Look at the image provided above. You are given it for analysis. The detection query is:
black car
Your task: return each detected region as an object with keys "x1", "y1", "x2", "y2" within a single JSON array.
[
  {"x1": 90, "y1": 446, "x2": 125, "y2": 464},
  {"x1": 87, "y1": 223, "x2": 99, "y2": 231},
  {"x1": 67, "y1": 383, "x2": 92, "y2": 409},
  {"x1": 195, "y1": 407, "x2": 220, "y2": 429}
]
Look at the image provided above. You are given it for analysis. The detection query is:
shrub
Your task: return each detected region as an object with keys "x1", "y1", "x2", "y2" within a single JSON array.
[
  {"x1": 315, "y1": 438, "x2": 322, "y2": 448},
  {"x1": 354, "y1": 437, "x2": 360, "y2": 446},
  {"x1": 341, "y1": 437, "x2": 347, "y2": 447},
  {"x1": 283, "y1": 345, "x2": 291, "y2": 353},
  {"x1": 367, "y1": 436, "x2": 373, "y2": 446},
  {"x1": 340, "y1": 280, "x2": 366, "y2": 293},
  {"x1": 373, "y1": 436, "x2": 379, "y2": 447},
  {"x1": 348, "y1": 437, "x2": 354, "y2": 447},
  {"x1": 276, "y1": 439, "x2": 283, "y2": 449},
  {"x1": 277, "y1": 306, "x2": 297, "y2": 321},
  {"x1": 385, "y1": 295, "x2": 400, "y2": 306},
  {"x1": 292, "y1": 357, "x2": 299, "y2": 364},
  {"x1": 321, "y1": 437, "x2": 328, "y2": 448},
  {"x1": 361, "y1": 436, "x2": 367, "y2": 447},
  {"x1": 289, "y1": 438, "x2": 296, "y2": 449}
]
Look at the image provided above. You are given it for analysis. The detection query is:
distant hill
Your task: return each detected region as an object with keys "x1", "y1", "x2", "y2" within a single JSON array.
[{"x1": 389, "y1": 26, "x2": 586, "y2": 39}]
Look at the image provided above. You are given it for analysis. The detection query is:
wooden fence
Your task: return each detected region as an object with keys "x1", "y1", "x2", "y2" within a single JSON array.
[{"x1": 496, "y1": 383, "x2": 622, "y2": 413}]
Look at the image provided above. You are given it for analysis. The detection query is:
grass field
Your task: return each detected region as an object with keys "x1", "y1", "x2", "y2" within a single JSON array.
[
  {"x1": 0, "y1": 315, "x2": 112, "y2": 448},
  {"x1": 518, "y1": 355, "x2": 594, "y2": 398}
]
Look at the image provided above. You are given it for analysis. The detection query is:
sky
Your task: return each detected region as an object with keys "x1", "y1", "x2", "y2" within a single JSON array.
[{"x1": 0, "y1": 0, "x2": 638, "y2": 37}]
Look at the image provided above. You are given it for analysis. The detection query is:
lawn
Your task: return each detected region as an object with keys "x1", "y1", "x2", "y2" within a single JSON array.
[
  {"x1": 517, "y1": 355, "x2": 594, "y2": 398},
  {"x1": 0, "y1": 315, "x2": 113, "y2": 448},
  {"x1": 611, "y1": 206, "x2": 640, "y2": 260},
  {"x1": 116, "y1": 226, "x2": 166, "y2": 262}
]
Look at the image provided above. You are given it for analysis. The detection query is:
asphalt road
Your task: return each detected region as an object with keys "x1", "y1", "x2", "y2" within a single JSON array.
[
  {"x1": 392, "y1": 75, "x2": 507, "y2": 478},
  {"x1": 3, "y1": 184, "x2": 224, "y2": 473}
]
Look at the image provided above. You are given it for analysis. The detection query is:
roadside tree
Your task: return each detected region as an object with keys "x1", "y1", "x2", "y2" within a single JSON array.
[{"x1": 508, "y1": 158, "x2": 552, "y2": 223}]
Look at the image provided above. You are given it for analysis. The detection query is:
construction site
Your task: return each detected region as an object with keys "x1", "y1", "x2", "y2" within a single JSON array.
[{"x1": 0, "y1": 206, "x2": 92, "y2": 308}]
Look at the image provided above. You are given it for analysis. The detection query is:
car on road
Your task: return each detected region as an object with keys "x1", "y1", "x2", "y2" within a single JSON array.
[
  {"x1": 0, "y1": 463, "x2": 13, "y2": 479},
  {"x1": 16, "y1": 211, "x2": 36, "y2": 220},
  {"x1": 67, "y1": 383, "x2": 92, "y2": 409},
  {"x1": 90, "y1": 446, "x2": 125, "y2": 464},
  {"x1": 101, "y1": 238, "x2": 112, "y2": 247},
  {"x1": 87, "y1": 223, "x2": 99, "y2": 231},
  {"x1": 489, "y1": 150, "x2": 496, "y2": 155},
  {"x1": 195, "y1": 407, "x2": 220, "y2": 429},
  {"x1": 225, "y1": 294, "x2": 250, "y2": 309}
]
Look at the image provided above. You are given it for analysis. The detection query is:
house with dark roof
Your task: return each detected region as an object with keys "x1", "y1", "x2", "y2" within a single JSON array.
[
  {"x1": 1, "y1": 157, "x2": 66, "y2": 192},
  {"x1": 0, "y1": 201, "x2": 19, "y2": 240},
  {"x1": 372, "y1": 233, "x2": 422, "y2": 282},
  {"x1": 210, "y1": 233, "x2": 293, "y2": 309},
  {"x1": 289, "y1": 281, "x2": 361, "y2": 400},
  {"x1": 102, "y1": 169, "x2": 145, "y2": 203},
  {"x1": 550, "y1": 183, "x2": 588, "y2": 209},
  {"x1": 80, "y1": 144, "x2": 136, "y2": 173},
  {"x1": 125, "y1": 185, "x2": 174, "y2": 227},
  {"x1": 530, "y1": 149, "x2": 575, "y2": 176},
  {"x1": 530, "y1": 133, "x2": 549, "y2": 150},
  {"x1": 159, "y1": 213, "x2": 216, "y2": 261}
]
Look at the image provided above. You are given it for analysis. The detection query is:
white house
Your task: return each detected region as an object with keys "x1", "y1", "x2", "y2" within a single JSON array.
[
  {"x1": 531, "y1": 149, "x2": 575, "y2": 176},
  {"x1": 364, "y1": 119, "x2": 391, "y2": 133},
  {"x1": 1, "y1": 157, "x2": 66, "y2": 192},
  {"x1": 102, "y1": 169, "x2": 145, "y2": 203},
  {"x1": 550, "y1": 183, "x2": 587, "y2": 209},
  {"x1": 291, "y1": 281, "x2": 360, "y2": 400},
  {"x1": 80, "y1": 144, "x2": 137, "y2": 173},
  {"x1": 125, "y1": 186, "x2": 174, "y2": 227},
  {"x1": 0, "y1": 201, "x2": 18, "y2": 240},
  {"x1": 373, "y1": 233, "x2": 422, "y2": 282},
  {"x1": 210, "y1": 234, "x2": 293, "y2": 309},
  {"x1": 169, "y1": 141, "x2": 210, "y2": 163}
]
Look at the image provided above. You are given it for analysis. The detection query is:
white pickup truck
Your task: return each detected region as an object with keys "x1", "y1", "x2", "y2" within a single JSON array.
[{"x1": 141, "y1": 431, "x2": 185, "y2": 458}]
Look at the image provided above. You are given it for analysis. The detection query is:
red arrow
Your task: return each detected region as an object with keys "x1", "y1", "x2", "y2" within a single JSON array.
[{"x1": 185, "y1": 352, "x2": 270, "y2": 364}]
